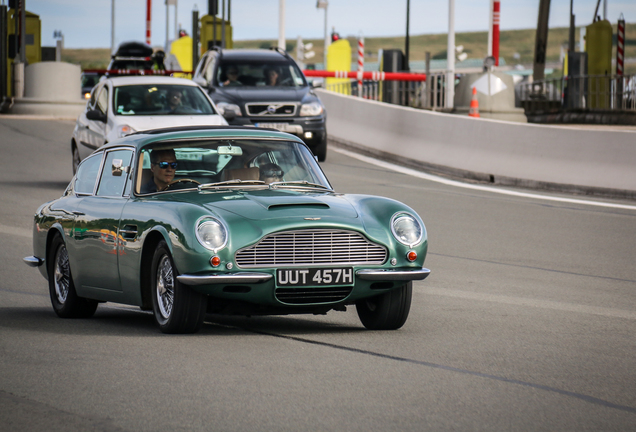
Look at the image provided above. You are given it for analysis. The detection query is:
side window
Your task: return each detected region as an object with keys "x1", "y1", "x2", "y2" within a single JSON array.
[
  {"x1": 205, "y1": 54, "x2": 217, "y2": 84},
  {"x1": 88, "y1": 84, "x2": 102, "y2": 110},
  {"x1": 96, "y1": 149, "x2": 134, "y2": 197},
  {"x1": 97, "y1": 86, "x2": 109, "y2": 114},
  {"x1": 75, "y1": 153, "x2": 103, "y2": 195}
]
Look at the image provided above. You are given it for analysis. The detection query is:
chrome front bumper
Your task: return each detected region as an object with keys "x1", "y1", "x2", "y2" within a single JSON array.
[{"x1": 23, "y1": 256, "x2": 44, "y2": 267}]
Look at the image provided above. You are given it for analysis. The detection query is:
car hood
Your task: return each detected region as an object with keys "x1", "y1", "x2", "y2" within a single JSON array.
[
  {"x1": 189, "y1": 189, "x2": 358, "y2": 221},
  {"x1": 215, "y1": 86, "x2": 312, "y2": 104},
  {"x1": 114, "y1": 114, "x2": 227, "y2": 132}
]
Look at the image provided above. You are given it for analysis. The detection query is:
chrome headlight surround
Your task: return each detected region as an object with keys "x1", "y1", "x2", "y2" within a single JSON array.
[
  {"x1": 299, "y1": 101, "x2": 323, "y2": 116},
  {"x1": 390, "y1": 212, "x2": 423, "y2": 248},
  {"x1": 195, "y1": 216, "x2": 228, "y2": 252},
  {"x1": 216, "y1": 102, "x2": 242, "y2": 117}
]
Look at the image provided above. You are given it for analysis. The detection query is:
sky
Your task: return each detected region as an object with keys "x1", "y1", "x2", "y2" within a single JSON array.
[{"x1": 16, "y1": 0, "x2": 636, "y2": 50}]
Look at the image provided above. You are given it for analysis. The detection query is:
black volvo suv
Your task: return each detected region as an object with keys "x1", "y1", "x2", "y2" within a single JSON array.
[{"x1": 192, "y1": 48, "x2": 328, "y2": 161}]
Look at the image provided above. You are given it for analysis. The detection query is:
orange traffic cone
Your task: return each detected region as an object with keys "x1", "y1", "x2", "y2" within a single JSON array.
[{"x1": 468, "y1": 86, "x2": 480, "y2": 118}]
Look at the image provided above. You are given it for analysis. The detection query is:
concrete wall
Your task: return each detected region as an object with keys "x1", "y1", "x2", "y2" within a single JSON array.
[
  {"x1": 317, "y1": 89, "x2": 636, "y2": 198},
  {"x1": 9, "y1": 62, "x2": 85, "y2": 117}
]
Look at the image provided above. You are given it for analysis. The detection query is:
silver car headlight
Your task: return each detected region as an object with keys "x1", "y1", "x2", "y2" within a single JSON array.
[
  {"x1": 391, "y1": 213, "x2": 423, "y2": 247},
  {"x1": 299, "y1": 101, "x2": 323, "y2": 116},
  {"x1": 196, "y1": 217, "x2": 228, "y2": 252},
  {"x1": 216, "y1": 102, "x2": 242, "y2": 116},
  {"x1": 116, "y1": 124, "x2": 136, "y2": 138}
]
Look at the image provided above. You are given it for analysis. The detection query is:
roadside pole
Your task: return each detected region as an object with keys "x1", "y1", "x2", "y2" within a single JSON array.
[{"x1": 446, "y1": 0, "x2": 455, "y2": 110}]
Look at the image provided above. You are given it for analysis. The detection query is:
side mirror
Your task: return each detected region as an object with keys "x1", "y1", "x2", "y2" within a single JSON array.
[
  {"x1": 222, "y1": 110, "x2": 236, "y2": 122},
  {"x1": 86, "y1": 109, "x2": 106, "y2": 123},
  {"x1": 311, "y1": 79, "x2": 324, "y2": 88}
]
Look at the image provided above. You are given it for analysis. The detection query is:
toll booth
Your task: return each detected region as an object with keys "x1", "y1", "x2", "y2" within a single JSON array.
[
  {"x1": 4, "y1": 7, "x2": 41, "y2": 98},
  {"x1": 199, "y1": 15, "x2": 233, "y2": 53},
  {"x1": 325, "y1": 39, "x2": 351, "y2": 94},
  {"x1": 586, "y1": 18, "x2": 612, "y2": 109}
]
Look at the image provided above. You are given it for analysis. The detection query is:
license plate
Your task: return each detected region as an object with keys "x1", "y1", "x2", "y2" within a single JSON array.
[
  {"x1": 255, "y1": 123, "x2": 302, "y2": 134},
  {"x1": 276, "y1": 267, "x2": 354, "y2": 287}
]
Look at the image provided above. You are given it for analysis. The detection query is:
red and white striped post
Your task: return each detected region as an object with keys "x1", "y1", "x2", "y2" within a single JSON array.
[
  {"x1": 617, "y1": 15, "x2": 625, "y2": 75},
  {"x1": 492, "y1": 0, "x2": 500, "y2": 66},
  {"x1": 145, "y1": 0, "x2": 152, "y2": 45},
  {"x1": 357, "y1": 35, "x2": 364, "y2": 97}
]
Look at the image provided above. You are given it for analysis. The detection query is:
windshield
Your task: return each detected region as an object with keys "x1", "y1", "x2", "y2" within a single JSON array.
[
  {"x1": 136, "y1": 139, "x2": 331, "y2": 195},
  {"x1": 216, "y1": 60, "x2": 307, "y2": 88},
  {"x1": 114, "y1": 84, "x2": 217, "y2": 116}
]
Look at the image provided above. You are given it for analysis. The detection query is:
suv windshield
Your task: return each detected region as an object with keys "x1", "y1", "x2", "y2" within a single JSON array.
[
  {"x1": 114, "y1": 84, "x2": 216, "y2": 116},
  {"x1": 216, "y1": 61, "x2": 306, "y2": 88}
]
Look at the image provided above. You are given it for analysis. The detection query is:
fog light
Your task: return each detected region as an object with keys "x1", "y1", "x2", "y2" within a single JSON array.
[
  {"x1": 304, "y1": 132, "x2": 313, "y2": 139},
  {"x1": 406, "y1": 251, "x2": 417, "y2": 262},
  {"x1": 210, "y1": 256, "x2": 221, "y2": 267}
]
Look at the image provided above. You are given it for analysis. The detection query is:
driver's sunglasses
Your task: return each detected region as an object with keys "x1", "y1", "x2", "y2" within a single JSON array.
[
  {"x1": 154, "y1": 161, "x2": 178, "y2": 169},
  {"x1": 262, "y1": 169, "x2": 283, "y2": 177}
]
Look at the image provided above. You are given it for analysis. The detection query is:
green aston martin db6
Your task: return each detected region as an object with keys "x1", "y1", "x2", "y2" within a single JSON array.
[{"x1": 24, "y1": 126, "x2": 430, "y2": 333}]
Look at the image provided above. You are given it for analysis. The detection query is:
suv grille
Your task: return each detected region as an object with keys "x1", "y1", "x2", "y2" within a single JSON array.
[
  {"x1": 246, "y1": 102, "x2": 298, "y2": 116},
  {"x1": 235, "y1": 229, "x2": 387, "y2": 268}
]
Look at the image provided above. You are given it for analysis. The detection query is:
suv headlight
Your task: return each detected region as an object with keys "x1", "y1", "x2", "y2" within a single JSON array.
[
  {"x1": 196, "y1": 217, "x2": 228, "y2": 252},
  {"x1": 300, "y1": 101, "x2": 323, "y2": 116},
  {"x1": 216, "y1": 102, "x2": 242, "y2": 117},
  {"x1": 116, "y1": 124, "x2": 136, "y2": 138},
  {"x1": 391, "y1": 213, "x2": 423, "y2": 247}
]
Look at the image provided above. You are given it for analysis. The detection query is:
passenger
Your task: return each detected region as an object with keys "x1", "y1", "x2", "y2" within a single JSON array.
[
  {"x1": 265, "y1": 67, "x2": 280, "y2": 86},
  {"x1": 259, "y1": 163, "x2": 284, "y2": 184},
  {"x1": 167, "y1": 89, "x2": 184, "y2": 112},
  {"x1": 141, "y1": 149, "x2": 177, "y2": 193}
]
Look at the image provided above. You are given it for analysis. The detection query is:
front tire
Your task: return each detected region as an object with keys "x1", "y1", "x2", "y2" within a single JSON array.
[
  {"x1": 151, "y1": 240, "x2": 206, "y2": 334},
  {"x1": 48, "y1": 234, "x2": 98, "y2": 318},
  {"x1": 313, "y1": 134, "x2": 327, "y2": 162},
  {"x1": 356, "y1": 282, "x2": 412, "y2": 330}
]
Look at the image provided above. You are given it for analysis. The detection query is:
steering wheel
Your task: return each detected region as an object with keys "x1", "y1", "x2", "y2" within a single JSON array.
[
  {"x1": 279, "y1": 77, "x2": 293, "y2": 86},
  {"x1": 162, "y1": 179, "x2": 201, "y2": 191}
]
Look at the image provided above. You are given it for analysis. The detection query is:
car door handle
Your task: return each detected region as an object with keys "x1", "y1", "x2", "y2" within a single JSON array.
[
  {"x1": 120, "y1": 225, "x2": 138, "y2": 240},
  {"x1": 72, "y1": 211, "x2": 85, "y2": 216}
]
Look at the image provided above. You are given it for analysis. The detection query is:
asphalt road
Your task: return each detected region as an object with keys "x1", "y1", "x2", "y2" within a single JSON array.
[{"x1": 1, "y1": 117, "x2": 635, "y2": 431}]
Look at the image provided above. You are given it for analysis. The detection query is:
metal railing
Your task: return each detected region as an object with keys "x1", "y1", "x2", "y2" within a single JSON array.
[
  {"x1": 324, "y1": 72, "x2": 449, "y2": 110},
  {"x1": 519, "y1": 74, "x2": 636, "y2": 113}
]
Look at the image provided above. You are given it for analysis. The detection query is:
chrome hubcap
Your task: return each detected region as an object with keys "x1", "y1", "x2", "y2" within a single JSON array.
[
  {"x1": 54, "y1": 246, "x2": 70, "y2": 303},
  {"x1": 156, "y1": 255, "x2": 174, "y2": 319}
]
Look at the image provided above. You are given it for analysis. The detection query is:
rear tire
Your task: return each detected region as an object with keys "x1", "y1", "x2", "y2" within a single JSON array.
[
  {"x1": 313, "y1": 135, "x2": 327, "y2": 162},
  {"x1": 48, "y1": 234, "x2": 98, "y2": 318},
  {"x1": 151, "y1": 240, "x2": 206, "y2": 334},
  {"x1": 356, "y1": 282, "x2": 412, "y2": 330}
]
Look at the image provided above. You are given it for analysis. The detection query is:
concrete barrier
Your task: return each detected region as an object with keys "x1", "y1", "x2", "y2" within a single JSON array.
[
  {"x1": 317, "y1": 89, "x2": 636, "y2": 199},
  {"x1": 9, "y1": 62, "x2": 85, "y2": 118}
]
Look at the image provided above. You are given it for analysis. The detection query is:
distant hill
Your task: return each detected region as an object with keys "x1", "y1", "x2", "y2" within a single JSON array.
[{"x1": 63, "y1": 24, "x2": 635, "y2": 74}]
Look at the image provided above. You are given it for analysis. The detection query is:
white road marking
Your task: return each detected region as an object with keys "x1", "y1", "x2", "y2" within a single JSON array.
[
  {"x1": 0, "y1": 224, "x2": 31, "y2": 238},
  {"x1": 418, "y1": 286, "x2": 636, "y2": 320},
  {"x1": 333, "y1": 147, "x2": 636, "y2": 211}
]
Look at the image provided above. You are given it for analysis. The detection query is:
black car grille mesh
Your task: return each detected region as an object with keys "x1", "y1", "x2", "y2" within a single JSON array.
[
  {"x1": 275, "y1": 286, "x2": 353, "y2": 304},
  {"x1": 235, "y1": 229, "x2": 387, "y2": 268}
]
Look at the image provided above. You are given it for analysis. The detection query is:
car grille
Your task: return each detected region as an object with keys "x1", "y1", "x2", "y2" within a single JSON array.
[
  {"x1": 246, "y1": 102, "x2": 298, "y2": 116},
  {"x1": 275, "y1": 286, "x2": 353, "y2": 304},
  {"x1": 235, "y1": 229, "x2": 387, "y2": 268}
]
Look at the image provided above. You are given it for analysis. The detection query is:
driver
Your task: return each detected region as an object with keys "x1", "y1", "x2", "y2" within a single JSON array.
[
  {"x1": 259, "y1": 163, "x2": 284, "y2": 184},
  {"x1": 141, "y1": 149, "x2": 177, "y2": 193}
]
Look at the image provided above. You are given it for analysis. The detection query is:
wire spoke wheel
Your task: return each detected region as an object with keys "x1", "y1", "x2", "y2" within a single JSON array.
[
  {"x1": 54, "y1": 245, "x2": 71, "y2": 304},
  {"x1": 156, "y1": 255, "x2": 175, "y2": 320}
]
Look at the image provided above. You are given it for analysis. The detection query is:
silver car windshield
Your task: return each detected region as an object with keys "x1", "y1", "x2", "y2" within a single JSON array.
[
  {"x1": 136, "y1": 139, "x2": 331, "y2": 195},
  {"x1": 114, "y1": 84, "x2": 216, "y2": 116}
]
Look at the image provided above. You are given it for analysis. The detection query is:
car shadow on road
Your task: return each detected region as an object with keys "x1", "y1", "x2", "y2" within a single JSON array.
[{"x1": 0, "y1": 306, "x2": 364, "y2": 337}]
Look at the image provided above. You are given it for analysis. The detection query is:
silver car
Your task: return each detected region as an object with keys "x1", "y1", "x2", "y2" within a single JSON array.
[{"x1": 71, "y1": 76, "x2": 228, "y2": 173}]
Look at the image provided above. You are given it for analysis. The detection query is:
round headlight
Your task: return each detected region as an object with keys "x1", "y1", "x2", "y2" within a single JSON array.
[
  {"x1": 196, "y1": 218, "x2": 228, "y2": 251},
  {"x1": 391, "y1": 213, "x2": 423, "y2": 247}
]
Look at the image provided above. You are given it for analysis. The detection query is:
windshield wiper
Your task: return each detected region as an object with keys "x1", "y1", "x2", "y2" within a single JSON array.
[
  {"x1": 198, "y1": 179, "x2": 266, "y2": 191},
  {"x1": 269, "y1": 181, "x2": 333, "y2": 191}
]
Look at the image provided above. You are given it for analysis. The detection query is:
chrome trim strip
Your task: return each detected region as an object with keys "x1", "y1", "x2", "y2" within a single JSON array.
[
  {"x1": 177, "y1": 272, "x2": 273, "y2": 285},
  {"x1": 23, "y1": 256, "x2": 44, "y2": 267},
  {"x1": 356, "y1": 268, "x2": 431, "y2": 281}
]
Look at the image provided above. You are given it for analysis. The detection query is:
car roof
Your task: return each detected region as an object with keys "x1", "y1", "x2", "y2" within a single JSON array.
[
  {"x1": 103, "y1": 76, "x2": 201, "y2": 87},
  {"x1": 100, "y1": 126, "x2": 306, "y2": 151},
  {"x1": 218, "y1": 49, "x2": 291, "y2": 62}
]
